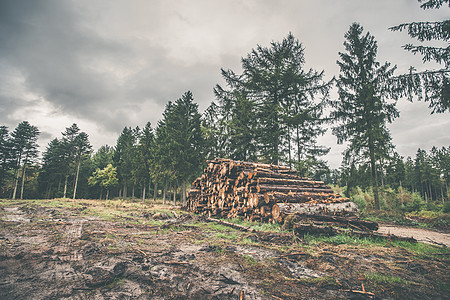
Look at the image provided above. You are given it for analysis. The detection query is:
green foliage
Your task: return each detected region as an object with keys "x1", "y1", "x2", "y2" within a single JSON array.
[
  {"x1": 389, "y1": 0, "x2": 449, "y2": 113},
  {"x1": 364, "y1": 272, "x2": 409, "y2": 286},
  {"x1": 444, "y1": 201, "x2": 450, "y2": 213},
  {"x1": 331, "y1": 23, "x2": 399, "y2": 209},
  {"x1": 214, "y1": 33, "x2": 330, "y2": 165},
  {"x1": 351, "y1": 193, "x2": 367, "y2": 211},
  {"x1": 89, "y1": 164, "x2": 119, "y2": 200}
]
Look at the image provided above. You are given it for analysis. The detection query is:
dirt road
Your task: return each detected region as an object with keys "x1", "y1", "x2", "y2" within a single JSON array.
[
  {"x1": 378, "y1": 224, "x2": 450, "y2": 247},
  {"x1": 0, "y1": 199, "x2": 448, "y2": 299}
]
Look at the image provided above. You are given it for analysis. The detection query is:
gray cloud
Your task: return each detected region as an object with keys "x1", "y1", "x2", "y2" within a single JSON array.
[{"x1": 0, "y1": 0, "x2": 448, "y2": 167}]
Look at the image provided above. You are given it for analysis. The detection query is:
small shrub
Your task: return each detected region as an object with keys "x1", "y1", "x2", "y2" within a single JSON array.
[
  {"x1": 443, "y1": 201, "x2": 450, "y2": 213},
  {"x1": 351, "y1": 194, "x2": 367, "y2": 211},
  {"x1": 404, "y1": 193, "x2": 425, "y2": 212}
]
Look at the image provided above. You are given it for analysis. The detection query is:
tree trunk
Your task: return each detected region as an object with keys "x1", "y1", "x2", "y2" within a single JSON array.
[
  {"x1": 368, "y1": 142, "x2": 380, "y2": 210},
  {"x1": 124, "y1": 184, "x2": 127, "y2": 200},
  {"x1": 64, "y1": 175, "x2": 69, "y2": 198},
  {"x1": 132, "y1": 182, "x2": 135, "y2": 201},
  {"x1": 173, "y1": 181, "x2": 177, "y2": 205},
  {"x1": 73, "y1": 157, "x2": 81, "y2": 200},
  {"x1": 296, "y1": 125, "x2": 301, "y2": 163},
  {"x1": 46, "y1": 183, "x2": 52, "y2": 199},
  {"x1": 20, "y1": 164, "x2": 27, "y2": 200},
  {"x1": 106, "y1": 189, "x2": 109, "y2": 200},
  {"x1": 142, "y1": 186, "x2": 146, "y2": 202},
  {"x1": 163, "y1": 179, "x2": 167, "y2": 205},
  {"x1": 100, "y1": 189, "x2": 103, "y2": 200},
  {"x1": 12, "y1": 167, "x2": 20, "y2": 200},
  {"x1": 272, "y1": 201, "x2": 359, "y2": 221},
  {"x1": 182, "y1": 180, "x2": 187, "y2": 206},
  {"x1": 153, "y1": 182, "x2": 158, "y2": 201}
]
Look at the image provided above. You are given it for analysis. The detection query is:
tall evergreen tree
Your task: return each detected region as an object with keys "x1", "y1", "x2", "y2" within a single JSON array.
[
  {"x1": 155, "y1": 92, "x2": 205, "y2": 204},
  {"x1": 389, "y1": 0, "x2": 449, "y2": 113},
  {"x1": 60, "y1": 124, "x2": 92, "y2": 199},
  {"x1": 10, "y1": 121, "x2": 40, "y2": 199},
  {"x1": 202, "y1": 102, "x2": 229, "y2": 160},
  {"x1": 92, "y1": 145, "x2": 114, "y2": 171},
  {"x1": 137, "y1": 122, "x2": 155, "y2": 201},
  {"x1": 114, "y1": 126, "x2": 137, "y2": 199},
  {"x1": 215, "y1": 33, "x2": 330, "y2": 165},
  {"x1": 331, "y1": 23, "x2": 399, "y2": 209},
  {"x1": 72, "y1": 131, "x2": 92, "y2": 199},
  {"x1": 0, "y1": 126, "x2": 12, "y2": 196}
]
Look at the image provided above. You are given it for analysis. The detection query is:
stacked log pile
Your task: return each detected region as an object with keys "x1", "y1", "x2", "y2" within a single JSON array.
[{"x1": 186, "y1": 158, "x2": 366, "y2": 226}]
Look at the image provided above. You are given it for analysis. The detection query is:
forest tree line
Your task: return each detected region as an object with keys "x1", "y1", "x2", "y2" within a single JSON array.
[{"x1": 1, "y1": 2, "x2": 449, "y2": 210}]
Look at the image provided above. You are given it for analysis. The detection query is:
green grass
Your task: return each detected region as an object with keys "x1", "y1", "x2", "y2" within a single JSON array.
[
  {"x1": 242, "y1": 254, "x2": 258, "y2": 265},
  {"x1": 364, "y1": 272, "x2": 409, "y2": 286},
  {"x1": 302, "y1": 232, "x2": 448, "y2": 257},
  {"x1": 215, "y1": 232, "x2": 238, "y2": 240},
  {"x1": 223, "y1": 217, "x2": 284, "y2": 232}
]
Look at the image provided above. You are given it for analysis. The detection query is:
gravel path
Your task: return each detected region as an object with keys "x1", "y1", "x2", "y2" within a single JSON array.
[{"x1": 377, "y1": 224, "x2": 450, "y2": 247}]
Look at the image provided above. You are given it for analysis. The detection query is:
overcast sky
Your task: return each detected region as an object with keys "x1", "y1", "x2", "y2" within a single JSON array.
[{"x1": 1, "y1": 0, "x2": 449, "y2": 168}]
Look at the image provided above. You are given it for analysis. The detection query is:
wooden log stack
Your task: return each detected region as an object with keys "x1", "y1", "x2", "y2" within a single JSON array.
[{"x1": 186, "y1": 158, "x2": 357, "y2": 224}]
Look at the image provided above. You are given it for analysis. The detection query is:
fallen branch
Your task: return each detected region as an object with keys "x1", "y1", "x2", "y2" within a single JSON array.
[
  {"x1": 164, "y1": 261, "x2": 189, "y2": 265},
  {"x1": 206, "y1": 217, "x2": 256, "y2": 232},
  {"x1": 218, "y1": 274, "x2": 240, "y2": 285}
]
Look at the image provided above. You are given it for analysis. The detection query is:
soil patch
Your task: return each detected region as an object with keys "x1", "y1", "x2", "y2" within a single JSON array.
[{"x1": 0, "y1": 199, "x2": 448, "y2": 299}]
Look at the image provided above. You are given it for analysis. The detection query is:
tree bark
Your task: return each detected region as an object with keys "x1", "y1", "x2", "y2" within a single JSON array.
[
  {"x1": 272, "y1": 201, "x2": 359, "y2": 220},
  {"x1": 64, "y1": 175, "x2": 69, "y2": 198},
  {"x1": 173, "y1": 181, "x2": 177, "y2": 205},
  {"x1": 142, "y1": 186, "x2": 146, "y2": 202},
  {"x1": 369, "y1": 142, "x2": 380, "y2": 210},
  {"x1": 163, "y1": 179, "x2": 167, "y2": 205},
  {"x1": 153, "y1": 182, "x2": 158, "y2": 201},
  {"x1": 73, "y1": 156, "x2": 81, "y2": 200},
  {"x1": 20, "y1": 164, "x2": 27, "y2": 200},
  {"x1": 256, "y1": 184, "x2": 332, "y2": 193},
  {"x1": 182, "y1": 180, "x2": 187, "y2": 206}
]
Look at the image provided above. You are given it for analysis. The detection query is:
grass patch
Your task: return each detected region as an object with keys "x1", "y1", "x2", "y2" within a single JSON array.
[
  {"x1": 364, "y1": 272, "x2": 409, "y2": 286},
  {"x1": 302, "y1": 232, "x2": 448, "y2": 256},
  {"x1": 302, "y1": 233, "x2": 385, "y2": 246},
  {"x1": 242, "y1": 254, "x2": 258, "y2": 265},
  {"x1": 215, "y1": 232, "x2": 238, "y2": 240}
]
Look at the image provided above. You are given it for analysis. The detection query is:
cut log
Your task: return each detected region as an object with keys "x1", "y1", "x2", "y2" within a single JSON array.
[
  {"x1": 256, "y1": 177, "x2": 325, "y2": 186},
  {"x1": 257, "y1": 184, "x2": 333, "y2": 193},
  {"x1": 264, "y1": 191, "x2": 346, "y2": 204},
  {"x1": 283, "y1": 214, "x2": 378, "y2": 231},
  {"x1": 272, "y1": 201, "x2": 359, "y2": 220}
]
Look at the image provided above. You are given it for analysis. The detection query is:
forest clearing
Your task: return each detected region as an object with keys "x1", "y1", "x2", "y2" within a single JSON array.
[{"x1": 1, "y1": 198, "x2": 448, "y2": 299}]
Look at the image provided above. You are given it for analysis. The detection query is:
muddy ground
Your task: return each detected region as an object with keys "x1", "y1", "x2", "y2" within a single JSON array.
[{"x1": 0, "y1": 199, "x2": 448, "y2": 299}]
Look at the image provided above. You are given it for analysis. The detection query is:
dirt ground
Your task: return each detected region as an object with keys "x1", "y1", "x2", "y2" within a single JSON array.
[
  {"x1": 377, "y1": 224, "x2": 450, "y2": 247},
  {"x1": 0, "y1": 199, "x2": 448, "y2": 299}
]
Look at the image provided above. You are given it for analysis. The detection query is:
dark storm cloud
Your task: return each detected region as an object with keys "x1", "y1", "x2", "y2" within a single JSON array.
[
  {"x1": 0, "y1": 0, "x2": 227, "y2": 134},
  {"x1": 0, "y1": 0, "x2": 448, "y2": 166}
]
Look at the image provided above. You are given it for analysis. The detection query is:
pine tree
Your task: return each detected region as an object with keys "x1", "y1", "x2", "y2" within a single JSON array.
[
  {"x1": 114, "y1": 127, "x2": 137, "y2": 199},
  {"x1": 389, "y1": 0, "x2": 449, "y2": 113},
  {"x1": 331, "y1": 23, "x2": 399, "y2": 210},
  {"x1": 155, "y1": 92, "x2": 205, "y2": 204},
  {"x1": 10, "y1": 121, "x2": 40, "y2": 199},
  {"x1": 60, "y1": 124, "x2": 92, "y2": 199},
  {"x1": 0, "y1": 126, "x2": 12, "y2": 196},
  {"x1": 137, "y1": 122, "x2": 155, "y2": 201},
  {"x1": 201, "y1": 102, "x2": 229, "y2": 160},
  {"x1": 92, "y1": 145, "x2": 114, "y2": 171},
  {"x1": 215, "y1": 33, "x2": 330, "y2": 165}
]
